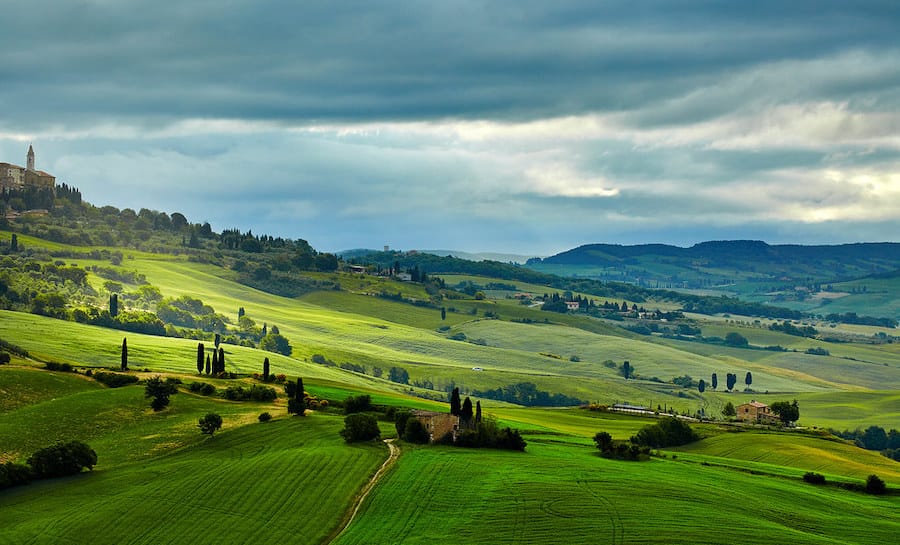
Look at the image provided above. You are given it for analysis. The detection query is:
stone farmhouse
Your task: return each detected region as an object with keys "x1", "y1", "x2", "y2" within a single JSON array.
[
  {"x1": 412, "y1": 410, "x2": 459, "y2": 443},
  {"x1": 736, "y1": 400, "x2": 778, "y2": 424},
  {"x1": 0, "y1": 145, "x2": 55, "y2": 192}
]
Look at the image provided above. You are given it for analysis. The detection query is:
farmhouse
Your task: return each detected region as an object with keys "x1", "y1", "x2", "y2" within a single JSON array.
[
  {"x1": 565, "y1": 301, "x2": 580, "y2": 310},
  {"x1": 411, "y1": 410, "x2": 459, "y2": 443},
  {"x1": 0, "y1": 145, "x2": 55, "y2": 192},
  {"x1": 736, "y1": 400, "x2": 778, "y2": 423}
]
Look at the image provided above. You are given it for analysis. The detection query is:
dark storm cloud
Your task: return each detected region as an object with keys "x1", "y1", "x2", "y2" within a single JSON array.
[{"x1": 3, "y1": 1, "x2": 898, "y2": 130}]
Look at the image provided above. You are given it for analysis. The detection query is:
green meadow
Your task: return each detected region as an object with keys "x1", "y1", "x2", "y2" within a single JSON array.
[{"x1": 1, "y1": 230, "x2": 899, "y2": 544}]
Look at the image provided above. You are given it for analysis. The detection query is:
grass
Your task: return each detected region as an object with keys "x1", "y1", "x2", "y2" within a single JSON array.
[
  {"x1": 0, "y1": 415, "x2": 387, "y2": 545},
  {"x1": 334, "y1": 440, "x2": 900, "y2": 545}
]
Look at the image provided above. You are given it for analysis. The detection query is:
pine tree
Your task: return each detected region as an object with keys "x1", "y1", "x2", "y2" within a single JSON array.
[
  {"x1": 196, "y1": 343, "x2": 205, "y2": 374},
  {"x1": 120, "y1": 337, "x2": 128, "y2": 370},
  {"x1": 450, "y1": 387, "x2": 461, "y2": 416}
]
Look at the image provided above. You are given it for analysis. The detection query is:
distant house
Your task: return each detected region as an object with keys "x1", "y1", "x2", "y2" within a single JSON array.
[
  {"x1": 348, "y1": 265, "x2": 367, "y2": 274},
  {"x1": 412, "y1": 410, "x2": 459, "y2": 443},
  {"x1": 565, "y1": 301, "x2": 580, "y2": 311},
  {"x1": 396, "y1": 272, "x2": 412, "y2": 282},
  {"x1": 736, "y1": 400, "x2": 778, "y2": 423}
]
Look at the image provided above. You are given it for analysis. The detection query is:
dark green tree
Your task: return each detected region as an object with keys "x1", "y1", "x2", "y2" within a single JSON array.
[
  {"x1": 593, "y1": 431, "x2": 613, "y2": 451},
  {"x1": 214, "y1": 333, "x2": 221, "y2": 348},
  {"x1": 288, "y1": 377, "x2": 306, "y2": 416},
  {"x1": 388, "y1": 367, "x2": 409, "y2": 385},
  {"x1": 863, "y1": 426, "x2": 888, "y2": 451},
  {"x1": 745, "y1": 371, "x2": 753, "y2": 389},
  {"x1": 620, "y1": 361, "x2": 633, "y2": 379},
  {"x1": 259, "y1": 333, "x2": 292, "y2": 356},
  {"x1": 450, "y1": 387, "x2": 461, "y2": 416},
  {"x1": 261, "y1": 323, "x2": 267, "y2": 337},
  {"x1": 109, "y1": 293, "x2": 118, "y2": 318},
  {"x1": 461, "y1": 396, "x2": 474, "y2": 424},
  {"x1": 866, "y1": 474, "x2": 887, "y2": 495},
  {"x1": 198, "y1": 413, "x2": 223, "y2": 437},
  {"x1": 403, "y1": 418, "x2": 430, "y2": 443},
  {"x1": 441, "y1": 307, "x2": 446, "y2": 320},
  {"x1": 263, "y1": 357, "x2": 270, "y2": 381},
  {"x1": 238, "y1": 307, "x2": 245, "y2": 319},
  {"x1": 27, "y1": 441, "x2": 97, "y2": 477},
  {"x1": 120, "y1": 337, "x2": 128, "y2": 371},
  {"x1": 205, "y1": 354, "x2": 211, "y2": 374},
  {"x1": 196, "y1": 343, "x2": 205, "y2": 374},
  {"x1": 722, "y1": 401, "x2": 736, "y2": 417},
  {"x1": 218, "y1": 347, "x2": 225, "y2": 373},
  {"x1": 724, "y1": 332, "x2": 749, "y2": 347},
  {"x1": 475, "y1": 400, "x2": 482, "y2": 423},
  {"x1": 698, "y1": 379, "x2": 706, "y2": 393},
  {"x1": 211, "y1": 348, "x2": 218, "y2": 374},
  {"x1": 144, "y1": 376, "x2": 178, "y2": 411},
  {"x1": 10, "y1": 233, "x2": 17, "y2": 252},
  {"x1": 770, "y1": 400, "x2": 800, "y2": 425},
  {"x1": 711, "y1": 373, "x2": 718, "y2": 390},
  {"x1": 340, "y1": 413, "x2": 380, "y2": 442},
  {"x1": 726, "y1": 373, "x2": 737, "y2": 391}
]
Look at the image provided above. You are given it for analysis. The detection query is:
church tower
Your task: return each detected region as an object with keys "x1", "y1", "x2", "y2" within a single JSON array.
[{"x1": 26, "y1": 144, "x2": 35, "y2": 171}]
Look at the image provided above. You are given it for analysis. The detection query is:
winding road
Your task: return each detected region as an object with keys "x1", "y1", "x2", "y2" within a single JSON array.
[{"x1": 323, "y1": 439, "x2": 400, "y2": 545}]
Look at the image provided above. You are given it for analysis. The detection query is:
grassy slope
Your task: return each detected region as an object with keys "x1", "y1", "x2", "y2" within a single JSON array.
[{"x1": 335, "y1": 440, "x2": 899, "y2": 545}]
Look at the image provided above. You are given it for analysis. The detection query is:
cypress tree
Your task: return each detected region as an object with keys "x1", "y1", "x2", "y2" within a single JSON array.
[
  {"x1": 196, "y1": 343, "x2": 205, "y2": 374},
  {"x1": 450, "y1": 387, "x2": 461, "y2": 416},
  {"x1": 10, "y1": 233, "x2": 17, "y2": 252},
  {"x1": 218, "y1": 347, "x2": 225, "y2": 373},
  {"x1": 475, "y1": 400, "x2": 482, "y2": 423},
  {"x1": 461, "y1": 396, "x2": 474, "y2": 423},
  {"x1": 205, "y1": 354, "x2": 211, "y2": 374},
  {"x1": 711, "y1": 373, "x2": 718, "y2": 390},
  {"x1": 109, "y1": 293, "x2": 118, "y2": 318},
  {"x1": 214, "y1": 333, "x2": 221, "y2": 348},
  {"x1": 263, "y1": 357, "x2": 270, "y2": 381},
  {"x1": 120, "y1": 337, "x2": 128, "y2": 370},
  {"x1": 441, "y1": 307, "x2": 446, "y2": 320},
  {"x1": 211, "y1": 349, "x2": 218, "y2": 375},
  {"x1": 261, "y1": 323, "x2": 267, "y2": 337}
]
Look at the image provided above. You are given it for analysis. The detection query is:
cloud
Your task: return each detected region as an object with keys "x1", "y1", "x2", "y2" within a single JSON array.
[{"x1": 1, "y1": 1, "x2": 898, "y2": 253}]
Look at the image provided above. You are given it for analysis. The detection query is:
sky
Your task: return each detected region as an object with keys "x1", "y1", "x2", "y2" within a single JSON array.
[{"x1": 1, "y1": 1, "x2": 899, "y2": 256}]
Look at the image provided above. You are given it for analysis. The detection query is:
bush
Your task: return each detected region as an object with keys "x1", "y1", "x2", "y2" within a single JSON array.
[
  {"x1": 0, "y1": 352, "x2": 10, "y2": 364},
  {"x1": 93, "y1": 371, "x2": 140, "y2": 388},
  {"x1": 188, "y1": 382, "x2": 216, "y2": 396},
  {"x1": 259, "y1": 333, "x2": 292, "y2": 356},
  {"x1": 27, "y1": 441, "x2": 97, "y2": 478},
  {"x1": 803, "y1": 472, "x2": 826, "y2": 485},
  {"x1": 866, "y1": 474, "x2": 887, "y2": 495},
  {"x1": 198, "y1": 413, "x2": 223, "y2": 436},
  {"x1": 0, "y1": 462, "x2": 32, "y2": 490},
  {"x1": 223, "y1": 384, "x2": 277, "y2": 402},
  {"x1": 632, "y1": 417, "x2": 699, "y2": 448},
  {"x1": 403, "y1": 418, "x2": 430, "y2": 444},
  {"x1": 340, "y1": 413, "x2": 381, "y2": 443},
  {"x1": 344, "y1": 394, "x2": 373, "y2": 414},
  {"x1": 45, "y1": 361, "x2": 75, "y2": 372},
  {"x1": 258, "y1": 412, "x2": 272, "y2": 422}
]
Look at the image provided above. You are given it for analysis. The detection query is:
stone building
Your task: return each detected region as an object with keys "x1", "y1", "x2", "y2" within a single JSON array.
[
  {"x1": 412, "y1": 410, "x2": 460, "y2": 443},
  {"x1": 736, "y1": 400, "x2": 778, "y2": 423},
  {"x1": 0, "y1": 145, "x2": 55, "y2": 192}
]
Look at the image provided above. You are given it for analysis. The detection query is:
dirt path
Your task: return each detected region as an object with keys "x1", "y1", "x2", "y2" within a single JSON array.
[{"x1": 323, "y1": 438, "x2": 400, "y2": 545}]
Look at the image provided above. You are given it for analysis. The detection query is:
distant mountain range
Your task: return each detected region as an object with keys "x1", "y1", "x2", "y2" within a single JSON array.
[
  {"x1": 338, "y1": 248, "x2": 539, "y2": 264},
  {"x1": 529, "y1": 240, "x2": 900, "y2": 285}
]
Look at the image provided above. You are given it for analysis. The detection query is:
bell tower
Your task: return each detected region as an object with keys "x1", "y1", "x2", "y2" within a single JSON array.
[{"x1": 26, "y1": 144, "x2": 35, "y2": 171}]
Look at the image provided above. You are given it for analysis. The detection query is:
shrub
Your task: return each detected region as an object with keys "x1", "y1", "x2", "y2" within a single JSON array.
[
  {"x1": 344, "y1": 394, "x2": 373, "y2": 414},
  {"x1": 866, "y1": 474, "x2": 887, "y2": 495},
  {"x1": 198, "y1": 413, "x2": 223, "y2": 436},
  {"x1": 93, "y1": 371, "x2": 140, "y2": 388},
  {"x1": 0, "y1": 352, "x2": 10, "y2": 364},
  {"x1": 144, "y1": 375, "x2": 178, "y2": 411},
  {"x1": 27, "y1": 441, "x2": 97, "y2": 478},
  {"x1": 632, "y1": 417, "x2": 699, "y2": 448},
  {"x1": 258, "y1": 412, "x2": 272, "y2": 423},
  {"x1": 340, "y1": 413, "x2": 381, "y2": 443},
  {"x1": 45, "y1": 361, "x2": 75, "y2": 372},
  {"x1": 803, "y1": 472, "x2": 826, "y2": 485},
  {"x1": 403, "y1": 418, "x2": 430, "y2": 444},
  {"x1": 0, "y1": 462, "x2": 32, "y2": 490},
  {"x1": 223, "y1": 384, "x2": 277, "y2": 402},
  {"x1": 189, "y1": 382, "x2": 216, "y2": 396}
]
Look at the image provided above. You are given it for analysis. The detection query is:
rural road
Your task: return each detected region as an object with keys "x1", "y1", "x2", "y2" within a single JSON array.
[{"x1": 324, "y1": 438, "x2": 400, "y2": 544}]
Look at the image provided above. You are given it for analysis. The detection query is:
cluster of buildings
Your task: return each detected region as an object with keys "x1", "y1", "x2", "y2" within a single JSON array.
[{"x1": 0, "y1": 145, "x2": 55, "y2": 192}]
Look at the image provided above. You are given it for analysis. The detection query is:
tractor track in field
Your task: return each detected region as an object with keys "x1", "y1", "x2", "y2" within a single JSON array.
[{"x1": 323, "y1": 438, "x2": 400, "y2": 545}]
